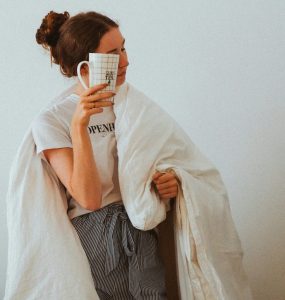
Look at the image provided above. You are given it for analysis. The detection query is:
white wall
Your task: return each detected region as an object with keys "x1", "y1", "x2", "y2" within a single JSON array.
[{"x1": 1, "y1": 1, "x2": 284, "y2": 299}]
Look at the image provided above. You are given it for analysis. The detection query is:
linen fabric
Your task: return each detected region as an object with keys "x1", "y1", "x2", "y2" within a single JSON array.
[{"x1": 4, "y1": 81, "x2": 252, "y2": 299}]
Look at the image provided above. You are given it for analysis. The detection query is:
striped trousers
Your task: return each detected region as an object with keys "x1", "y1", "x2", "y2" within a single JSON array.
[{"x1": 71, "y1": 202, "x2": 167, "y2": 300}]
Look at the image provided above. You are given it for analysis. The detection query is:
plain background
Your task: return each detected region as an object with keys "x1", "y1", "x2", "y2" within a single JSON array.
[{"x1": 1, "y1": 1, "x2": 284, "y2": 299}]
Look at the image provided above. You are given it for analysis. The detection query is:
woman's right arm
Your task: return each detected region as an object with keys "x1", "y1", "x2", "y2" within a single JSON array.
[{"x1": 43, "y1": 83, "x2": 115, "y2": 211}]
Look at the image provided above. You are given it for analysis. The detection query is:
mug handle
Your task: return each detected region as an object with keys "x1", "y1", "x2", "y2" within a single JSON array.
[{"x1": 77, "y1": 61, "x2": 90, "y2": 90}]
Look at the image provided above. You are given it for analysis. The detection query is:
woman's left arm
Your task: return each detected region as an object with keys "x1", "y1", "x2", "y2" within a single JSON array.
[{"x1": 152, "y1": 170, "x2": 179, "y2": 201}]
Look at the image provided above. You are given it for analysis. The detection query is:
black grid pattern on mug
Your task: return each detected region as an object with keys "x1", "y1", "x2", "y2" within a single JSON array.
[{"x1": 91, "y1": 55, "x2": 119, "y2": 92}]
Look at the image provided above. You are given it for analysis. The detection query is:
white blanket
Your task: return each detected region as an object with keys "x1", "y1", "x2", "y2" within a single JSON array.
[{"x1": 5, "y1": 81, "x2": 252, "y2": 299}]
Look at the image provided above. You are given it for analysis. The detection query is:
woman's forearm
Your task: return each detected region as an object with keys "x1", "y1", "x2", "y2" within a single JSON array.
[{"x1": 70, "y1": 124, "x2": 102, "y2": 210}]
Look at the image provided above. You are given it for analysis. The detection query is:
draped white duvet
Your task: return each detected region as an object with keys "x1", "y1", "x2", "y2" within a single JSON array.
[{"x1": 5, "y1": 81, "x2": 252, "y2": 299}]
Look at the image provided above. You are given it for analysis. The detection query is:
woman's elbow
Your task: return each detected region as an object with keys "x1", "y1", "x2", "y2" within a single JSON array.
[
  {"x1": 80, "y1": 194, "x2": 102, "y2": 211},
  {"x1": 69, "y1": 186, "x2": 102, "y2": 211}
]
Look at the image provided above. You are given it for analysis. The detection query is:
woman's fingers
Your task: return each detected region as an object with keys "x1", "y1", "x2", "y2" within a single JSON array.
[
  {"x1": 152, "y1": 171, "x2": 164, "y2": 181},
  {"x1": 155, "y1": 178, "x2": 177, "y2": 190},
  {"x1": 157, "y1": 186, "x2": 177, "y2": 194},
  {"x1": 83, "y1": 92, "x2": 116, "y2": 102},
  {"x1": 80, "y1": 83, "x2": 116, "y2": 102},
  {"x1": 153, "y1": 172, "x2": 174, "y2": 184},
  {"x1": 72, "y1": 83, "x2": 115, "y2": 127},
  {"x1": 152, "y1": 171, "x2": 179, "y2": 200},
  {"x1": 81, "y1": 82, "x2": 108, "y2": 97},
  {"x1": 160, "y1": 193, "x2": 177, "y2": 200},
  {"x1": 157, "y1": 183, "x2": 178, "y2": 195},
  {"x1": 83, "y1": 101, "x2": 113, "y2": 109},
  {"x1": 157, "y1": 185, "x2": 177, "y2": 198},
  {"x1": 86, "y1": 107, "x2": 104, "y2": 114}
]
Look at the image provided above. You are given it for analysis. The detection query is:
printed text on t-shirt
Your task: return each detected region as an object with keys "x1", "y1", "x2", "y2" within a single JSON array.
[{"x1": 88, "y1": 122, "x2": 115, "y2": 137}]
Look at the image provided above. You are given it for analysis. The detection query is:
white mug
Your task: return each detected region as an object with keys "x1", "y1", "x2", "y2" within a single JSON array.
[{"x1": 77, "y1": 53, "x2": 120, "y2": 93}]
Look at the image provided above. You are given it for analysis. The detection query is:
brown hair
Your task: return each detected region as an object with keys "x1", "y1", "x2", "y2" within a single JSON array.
[{"x1": 36, "y1": 11, "x2": 119, "y2": 77}]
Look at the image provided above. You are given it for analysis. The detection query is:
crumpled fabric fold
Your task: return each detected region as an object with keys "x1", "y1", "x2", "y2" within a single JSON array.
[{"x1": 5, "y1": 81, "x2": 252, "y2": 299}]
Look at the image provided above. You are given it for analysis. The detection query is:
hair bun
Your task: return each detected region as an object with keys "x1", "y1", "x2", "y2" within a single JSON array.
[{"x1": 36, "y1": 11, "x2": 70, "y2": 49}]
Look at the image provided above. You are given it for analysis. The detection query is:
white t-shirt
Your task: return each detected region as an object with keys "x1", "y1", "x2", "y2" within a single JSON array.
[{"x1": 31, "y1": 92, "x2": 122, "y2": 220}]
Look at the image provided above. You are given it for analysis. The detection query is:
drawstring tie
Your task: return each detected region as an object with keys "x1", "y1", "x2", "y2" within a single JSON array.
[
  {"x1": 104, "y1": 208, "x2": 137, "y2": 275},
  {"x1": 103, "y1": 205, "x2": 142, "y2": 298}
]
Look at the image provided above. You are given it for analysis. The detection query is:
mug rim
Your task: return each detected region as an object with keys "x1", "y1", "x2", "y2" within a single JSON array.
[{"x1": 89, "y1": 52, "x2": 119, "y2": 58}]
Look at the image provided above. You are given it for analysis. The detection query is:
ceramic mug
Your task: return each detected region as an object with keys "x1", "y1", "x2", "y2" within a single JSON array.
[{"x1": 77, "y1": 53, "x2": 120, "y2": 93}]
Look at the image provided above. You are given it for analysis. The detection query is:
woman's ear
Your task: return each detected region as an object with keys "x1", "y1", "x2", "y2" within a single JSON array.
[{"x1": 80, "y1": 65, "x2": 89, "y2": 76}]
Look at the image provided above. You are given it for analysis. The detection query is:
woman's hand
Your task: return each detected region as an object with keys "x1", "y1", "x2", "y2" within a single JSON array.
[
  {"x1": 71, "y1": 83, "x2": 116, "y2": 128},
  {"x1": 152, "y1": 170, "x2": 179, "y2": 201}
]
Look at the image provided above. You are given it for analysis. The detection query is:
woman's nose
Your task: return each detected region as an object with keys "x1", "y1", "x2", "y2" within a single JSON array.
[{"x1": 119, "y1": 52, "x2": 129, "y2": 68}]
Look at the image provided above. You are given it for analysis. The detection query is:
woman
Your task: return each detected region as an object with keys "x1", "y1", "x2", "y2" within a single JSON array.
[{"x1": 34, "y1": 10, "x2": 179, "y2": 299}]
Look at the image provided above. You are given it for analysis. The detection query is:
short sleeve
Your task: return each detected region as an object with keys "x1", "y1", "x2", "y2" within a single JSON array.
[{"x1": 32, "y1": 111, "x2": 73, "y2": 156}]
